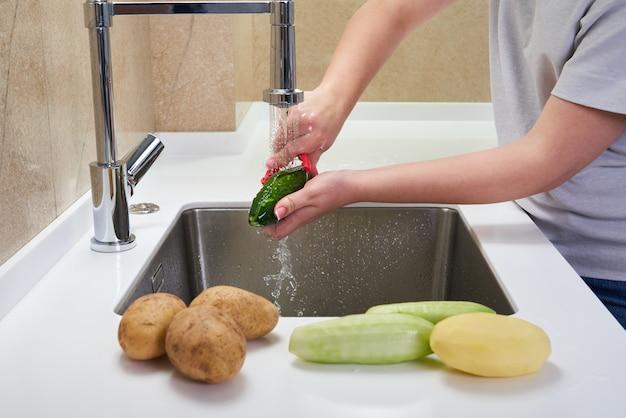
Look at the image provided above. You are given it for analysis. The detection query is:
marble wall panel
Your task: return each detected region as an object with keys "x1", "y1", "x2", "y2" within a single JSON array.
[
  {"x1": 246, "y1": 0, "x2": 490, "y2": 102},
  {"x1": 150, "y1": 14, "x2": 236, "y2": 131},
  {"x1": 0, "y1": 0, "x2": 155, "y2": 264}
]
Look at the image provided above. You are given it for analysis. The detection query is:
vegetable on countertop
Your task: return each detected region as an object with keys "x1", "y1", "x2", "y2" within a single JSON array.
[
  {"x1": 249, "y1": 166, "x2": 308, "y2": 227},
  {"x1": 118, "y1": 293, "x2": 186, "y2": 360},
  {"x1": 190, "y1": 285, "x2": 279, "y2": 340},
  {"x1": 165, "y1": 305, "x2": 246, "y2": 383},
  {"x1": 366, "y1": 300, "x2": 495, "y2": 323},
  {"x1": 289, "y1": 313, "x2": 433, "y2": 364},
  {"x1": 430, "y1": 312, "x2": 551, "y2": 377}
]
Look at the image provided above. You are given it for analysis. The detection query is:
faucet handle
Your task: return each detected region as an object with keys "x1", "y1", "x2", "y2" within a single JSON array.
[{"x1": 124, "y1": 134, "x2": 165, "y2": 193}]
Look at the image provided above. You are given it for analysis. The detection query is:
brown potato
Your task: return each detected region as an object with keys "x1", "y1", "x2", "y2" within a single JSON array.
[
  {"x1": 118, "y1": 293, "x2": 186, "y2": 360},
  {"x1": 165, "y1": 306, "x2": 246, "y2": 383},
  {"x1": 190, "y1": 285, "x2": 279, "y2": 339}
]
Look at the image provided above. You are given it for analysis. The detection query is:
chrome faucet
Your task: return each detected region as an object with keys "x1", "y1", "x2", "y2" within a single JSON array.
[{"x1": 84, "y1": 0, "x2": 303, "y2": 252}]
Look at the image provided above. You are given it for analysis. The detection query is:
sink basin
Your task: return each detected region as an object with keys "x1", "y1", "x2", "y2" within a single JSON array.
[{"x1": 116, "y1": 206, "x2": 515, "y2": 317}]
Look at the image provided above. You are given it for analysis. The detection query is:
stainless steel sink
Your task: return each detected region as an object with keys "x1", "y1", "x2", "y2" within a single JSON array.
[{"x1": 116, "y1": 207, "x2": 515, "y2": 316}]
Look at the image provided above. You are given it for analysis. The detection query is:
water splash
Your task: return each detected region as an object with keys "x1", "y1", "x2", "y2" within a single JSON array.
[{"x1": 263, "y1": 237, "x2": 297, "y2": 313}]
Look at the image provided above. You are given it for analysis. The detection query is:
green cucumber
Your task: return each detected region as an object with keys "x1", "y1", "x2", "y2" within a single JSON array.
[
  {"x1": 366, "y1": 301, "x2": 495, "y2": 324},
  {"x1": 249, "y1": 167, "x2": 308, "y2": 227},
  {"x1": 289, "y1": 313, "x2": 433, "y2": 364}
]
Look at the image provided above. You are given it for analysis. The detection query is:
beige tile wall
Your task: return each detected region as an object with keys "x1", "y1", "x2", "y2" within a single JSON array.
[
  {"x1": 149, "y1": 12, "x2": 257, "y2": 132},
  {"x1": 150, "y1": 0, "x2": 490, "y2": 131},
  {"x1": 245, "y1": 0, "x2": 490, "y2": 102},
  {"x1": 0, "y1": 0, "x2": 155, "y2": 264},
  {"x1": 234, "y1": 14, "x2": 255, "y2": 125},
  {"x1": 150, "y1": 14, "x2": 238, "y2": 131}
]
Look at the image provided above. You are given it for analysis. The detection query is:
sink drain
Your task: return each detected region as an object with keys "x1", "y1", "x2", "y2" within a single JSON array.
[{"x1": 130, "y1": 202, "x2": 160, "y2": 214}]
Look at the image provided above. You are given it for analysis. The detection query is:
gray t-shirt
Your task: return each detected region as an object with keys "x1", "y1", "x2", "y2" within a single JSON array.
[{"x1": 489, "y1": 0, "x2": 626, "y2": 281}]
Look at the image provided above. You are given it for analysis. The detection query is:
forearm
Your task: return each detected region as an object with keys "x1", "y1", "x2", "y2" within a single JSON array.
[
  {"x1": 349, "y1": 139, "x2": 565, "y2": 205},
  {"x1": 348, "y1": 96, "x2": 626, "y2": 205},
  {"x1": 319, "y1": 0, "x2": 455, "y2": 114},
  {"x1": 264, "y1": 96, "x2": 626, "y2": 240}
]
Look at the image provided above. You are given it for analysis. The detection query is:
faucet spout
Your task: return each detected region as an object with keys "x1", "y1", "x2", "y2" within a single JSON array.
[{"x1": 124, "y1": 134, "x2": 165, "y2": 194}]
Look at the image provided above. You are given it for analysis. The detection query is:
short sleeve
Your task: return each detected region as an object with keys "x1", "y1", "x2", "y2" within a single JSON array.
[{"x1": 552, "y1": 1, "x2": 626, "y2": 115}]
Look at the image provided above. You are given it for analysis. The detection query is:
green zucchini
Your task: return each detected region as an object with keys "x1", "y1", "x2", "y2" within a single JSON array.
[
  {"x1": 289, "y1": 313, "x2": 433, "y2": 364},
  {"x1": 249, "y1": 167, "x2": 308, "y2": 227},
  {"x1": 366, "y1": 301, "x2": 495, "y2": 324}
]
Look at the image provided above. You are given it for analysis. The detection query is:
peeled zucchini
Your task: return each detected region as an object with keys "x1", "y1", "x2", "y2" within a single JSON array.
[
  {"x1": 289, "y1": 313, "x2": 433, "y2": 364},
  {"x1": 430, "y1": 312, "x2": 551, "y2": 377},
  {"x1": 366, "y1": 301, "x2": 495, "y2": 323},
  {"x1": 249, "y1": 166, "x2": 308, "y2": 227}
]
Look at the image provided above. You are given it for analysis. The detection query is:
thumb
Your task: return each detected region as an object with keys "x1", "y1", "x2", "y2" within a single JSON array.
[{"x1": 274, "y1": 190, "x2": 305, "y2": 221}]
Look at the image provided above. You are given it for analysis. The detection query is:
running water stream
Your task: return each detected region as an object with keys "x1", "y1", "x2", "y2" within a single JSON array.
[
  {"x1": 261, "y1": 106, "x2": 304, "y2": 315},
  {"x1": 263, "y1": 237, "x2": 303, "y2": 315}
]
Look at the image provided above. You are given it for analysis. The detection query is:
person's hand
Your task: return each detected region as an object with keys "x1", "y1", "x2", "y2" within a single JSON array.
[
  {"x1": 263, "y1": 170, "x2": 357, "y2": 239},
  {"x1": 266, "y1": 86, "x2": 350, "y2": 171}
]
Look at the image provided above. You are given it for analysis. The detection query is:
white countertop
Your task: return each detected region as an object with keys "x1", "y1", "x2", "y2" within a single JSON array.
[{"x1": 1, "y1": 103, "x2": 624, "y2": 418}]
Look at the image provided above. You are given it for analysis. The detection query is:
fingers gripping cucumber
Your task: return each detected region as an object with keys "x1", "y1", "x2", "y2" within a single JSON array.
[{"x1": 249, "y1": 167, "x2": 308, "y2": 227}]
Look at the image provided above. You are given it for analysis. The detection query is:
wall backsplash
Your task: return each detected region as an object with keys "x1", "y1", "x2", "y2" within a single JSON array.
[
  {"x1": 150, "y1": 14, "x2": 239, "y2": 131},
  {"x1": 247, "y1": 0, "x2": 490, "y2": 102},
  {"x1": 1, "y1": 0, "x2": 489, "y2": 265},
  {"x1": 149, "y1": 12, "x2": 256, "y2": 131},
  {"x1": 0, "y1": 0, "x2": 155, "y2": 265},
  {"x1": 150, "y1": 0, "x2": 490, "y2": 131}
]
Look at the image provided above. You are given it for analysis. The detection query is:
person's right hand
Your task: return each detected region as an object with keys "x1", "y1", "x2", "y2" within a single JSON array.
[{"x1": 266, "y1": 86, "x2": 351, "y2": 171}]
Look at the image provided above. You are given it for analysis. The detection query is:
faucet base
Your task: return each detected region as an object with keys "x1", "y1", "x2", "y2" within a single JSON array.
[{"x1": 90, "y1": 235, "x2": 136, "y2": 253}]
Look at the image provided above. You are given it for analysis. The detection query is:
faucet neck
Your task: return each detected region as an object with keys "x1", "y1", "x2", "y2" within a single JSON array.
[
  {"x1": 264, "y1": 0, "x2": 303, "y2": 107},
  {"x1": 86, "y1": 0, "x2": 117, "y2": 164}
]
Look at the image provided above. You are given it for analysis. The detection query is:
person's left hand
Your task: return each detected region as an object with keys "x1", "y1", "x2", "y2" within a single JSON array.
[{"x1": 263, "y1": 170, "x2": 357, "y2": 239}]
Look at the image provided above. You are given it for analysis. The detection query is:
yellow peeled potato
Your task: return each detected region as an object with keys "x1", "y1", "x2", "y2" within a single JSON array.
[
  {"x1": 190, "y1": 285, "x2": 279, "y2": 339},
  {"x1": 118, "y1": 293, "x2": 186, "y2": 360},
  {"x1": 430, "y1": 312, "x2": 551, "y2": 377},
  {"x1": 165, "y1": 306, "x2": 246, "y2": 383}
]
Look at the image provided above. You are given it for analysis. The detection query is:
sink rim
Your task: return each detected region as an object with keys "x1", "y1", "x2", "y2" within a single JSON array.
[{"x1": 118, "y1": 203, "x2": 517, "y2": 315}]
